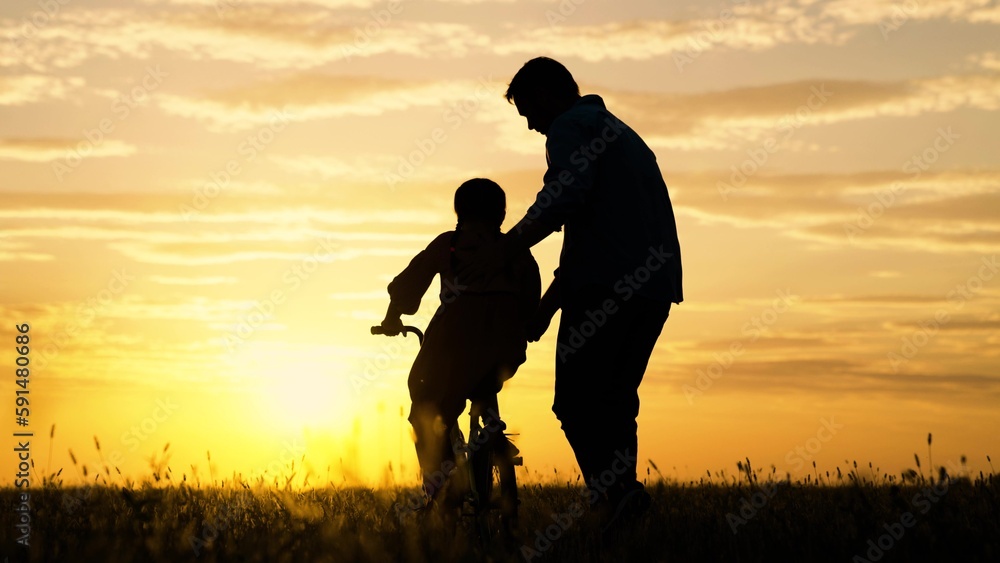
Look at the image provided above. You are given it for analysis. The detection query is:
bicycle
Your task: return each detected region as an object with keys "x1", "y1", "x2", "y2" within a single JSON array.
[{"x1": 371, "y1": 324, "x2": 522, "y2": 544}]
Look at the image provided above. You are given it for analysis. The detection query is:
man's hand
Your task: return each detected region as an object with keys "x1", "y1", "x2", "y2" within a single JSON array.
[
  {"x1": 526, "y1": 308, "x2": 556, "y2": 342},
  {"x1": 526, "y1": 275, "x2": 561, "y2": 342},
  {"x1": 456, "y1": 215, "x2": 556, "y2": 284}
]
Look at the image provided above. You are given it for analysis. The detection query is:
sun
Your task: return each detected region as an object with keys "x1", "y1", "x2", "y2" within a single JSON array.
[
  {"x1": 231, "y1": 341, "x2": 355, "y2": 436},
  {"x1": 262, "y1": 362, "x2": 345, "y2": 430}
]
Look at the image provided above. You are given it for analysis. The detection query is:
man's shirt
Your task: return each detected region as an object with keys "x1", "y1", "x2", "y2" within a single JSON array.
[{"x1": 527, "y1": 94, "x2": 683, "y2": 304}]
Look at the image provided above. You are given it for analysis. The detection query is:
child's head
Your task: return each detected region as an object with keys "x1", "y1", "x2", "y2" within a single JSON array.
[{"x1": 454, "y1": 178, "x2": 506, "y2": 228}]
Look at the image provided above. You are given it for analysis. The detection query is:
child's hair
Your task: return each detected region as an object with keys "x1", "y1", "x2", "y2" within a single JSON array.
[
  {"x1": 450, "y1": 178, "x2": 506, "y2": 273},
  {"x1": 454, "y1": 178, "x2": 506, "y2": 229}
]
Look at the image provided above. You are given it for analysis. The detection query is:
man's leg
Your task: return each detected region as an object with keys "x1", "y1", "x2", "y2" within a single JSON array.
[
  {"x1": 552, "y1": 287, "x2": 610, "y2": 489},
  {"x1": 553, "y1": 288, "x2": 670, "y2": 505},
  {"x1": 599, "y1": 296, "x2": 670, "y2": 497}
]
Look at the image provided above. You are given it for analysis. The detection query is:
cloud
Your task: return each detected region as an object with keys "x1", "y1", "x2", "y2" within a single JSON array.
[
  {"x1": 0, "y1": 251, "x2": 54, "y2": 262},
  {"x1": 0, "y1": 223, "x2": 440, "y2": 265},
  {"x1": 267, "y1": 152, "x2": 472, "y2": 186},
  {"x1": 158, "y1": 0, "x2": 524, "y2": 8},
  {"x1": 650, "y1": 343, "x2": 1000, "y2": 398},
  {"x1": 730, "y1": 366, "x2": 1000, "y2": 397},
  {"x1": 807, "y1": 294, "x2": 952, "y2": 305},
  {"x1": 657, "y1": 318, "x2": 1000, "y2": 399},
  {"x1": 324, "y1": 155, "x2": 1000, "y2": 257},
  {"x1": 157, "y1": 73, "x2": 502, "y2": 130},
  {"x1": 499, "y1": 0, "x2": 1000, "y2": 63},
  {"x1": 666, "y1": 168, "x2": 1000, "y2": 253},
  {"x1": 820, "y1": 0, "x2": 996, "y2": 25},
  {"x1": 604, "y1": 74, "x2": 1000, "y2": 150},
  {"x1": 161, "y1": 0, "x2": 380, "y2": 9},
  {"x1": 0, "y1": 196, "x2": 447, "y2": 226},
  {"x1": 148, "y1": 275, "x2": 240, "y2": 285},
  {"x1": 0, "y1": 7, "x2": 489, "y2": 72},
  {"x1": 3, "y1": 0, "x2": 997, "y2": 76},
  {"x1": 105, "y1": 240, "x2": 415, "y2": 266},
  {"x1": 967, "y1": 51, "x2": 1000, "y2": 70},
  {"x1": 968, "y1": 3, "x2": 1000, "y2": 23},
  {"x1": 796, "y1": 191, "x2": 1000, "y2": 253},
  {"x1": 0, "y1": 75, "x2": 85, "y2": 106},
  {"x1": 482, "y1": 74, "x2": 1000, "y2": 154},
  {"x1": 0, "y1": 138, "x2": 136, "y2": 162},
  {"x1": 684, "y1": 334, "x2": 836, "y2": 352},
  {"x1": 0, "y1": 192, "x2": 454, "y2": 266},
  {"x1": 99, "y1": 294, "x2": 264, "y2": 322},
  {"x1": 327, "y1": 290, "x2": 386, "y2": 300},
  {"x1": 885, "y1": 316, "x2": 1000, "y2": 332},
  {"x1": 498, "y1": 4, "x2": 854, "y2": 63}
]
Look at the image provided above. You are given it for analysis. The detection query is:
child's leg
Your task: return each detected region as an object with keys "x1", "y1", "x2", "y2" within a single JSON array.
[
  {"x1": 468, "y1": 370, "x2": 504, "y2": 429},
  {"x1": 408, "y1": 401, "x2": 456, "y2": 500}
]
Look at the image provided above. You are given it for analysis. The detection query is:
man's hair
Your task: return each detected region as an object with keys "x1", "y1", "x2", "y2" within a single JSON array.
[
  {"x1": 504, "y1": 57, "x2": 580, "y2": 104},
  {"x1": 454, "y1": 178, "x2": 506, "y2": 227}
]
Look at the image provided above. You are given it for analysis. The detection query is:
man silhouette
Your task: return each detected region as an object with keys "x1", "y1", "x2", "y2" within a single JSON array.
[{"x1": 461, "y1": 57, "x2": 683, "y2": 526}]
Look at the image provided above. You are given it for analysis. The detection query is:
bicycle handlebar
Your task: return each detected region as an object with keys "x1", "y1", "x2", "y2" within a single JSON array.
[{"x1": 371, "y1": 325, "x2": 424, "y2": 345}]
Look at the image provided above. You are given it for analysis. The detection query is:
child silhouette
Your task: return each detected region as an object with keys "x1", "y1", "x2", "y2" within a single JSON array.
[{"x1": 378, "y1": 178, "x2": 541, "y2": 504}]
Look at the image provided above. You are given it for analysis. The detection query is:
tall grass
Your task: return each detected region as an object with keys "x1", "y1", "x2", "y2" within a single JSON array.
[{"x1": 2, "y1": 428, "x2": 998, "y2": 562}]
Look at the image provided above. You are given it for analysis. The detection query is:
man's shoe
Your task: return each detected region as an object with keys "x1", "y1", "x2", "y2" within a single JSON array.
[{"x1": 600, "y1": 485, "x2": 651, "y2": 534}]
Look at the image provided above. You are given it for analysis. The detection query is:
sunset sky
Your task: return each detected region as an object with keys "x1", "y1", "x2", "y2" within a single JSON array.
[{"x1": 2, "y1": 0, "x2": 999, "y2": 488}]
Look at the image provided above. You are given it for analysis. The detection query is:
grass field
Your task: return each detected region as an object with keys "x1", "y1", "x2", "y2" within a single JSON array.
[{"x1": 2, "y1": 458, "x2": 998, "y2": 563}]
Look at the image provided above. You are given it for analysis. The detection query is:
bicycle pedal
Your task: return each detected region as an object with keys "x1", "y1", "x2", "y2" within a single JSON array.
[
  {"x1": 512, "y1": 456, "x2": 523, "y2": 466},
  {"x1": 501, "y1": 436, "x2": 521, "y2": 455}
]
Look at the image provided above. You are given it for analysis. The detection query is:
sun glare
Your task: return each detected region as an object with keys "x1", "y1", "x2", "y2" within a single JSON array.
[{"x1": 231, "y1": 342, "x2": 354, "y2": 435}]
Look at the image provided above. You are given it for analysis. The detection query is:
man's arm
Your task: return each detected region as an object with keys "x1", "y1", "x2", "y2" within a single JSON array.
[
  {"x1": 458, "y1": 115, "x2": 596, "y2": 280},
  {"x1": 526, "y1": 272, "x2": 560, "y2": 342},
  {"x1": 505, "y1": 214, "x2": 556, "y2": 254},
  {"x1": 501, "y1": 116, "x2": 599, "y2": 254},
  {"x1": 455, "y1": 221, "x2": 550, "y2": 288},
  {"x1": 518, "y1": 117, "x2": 596, "y2": 235}
]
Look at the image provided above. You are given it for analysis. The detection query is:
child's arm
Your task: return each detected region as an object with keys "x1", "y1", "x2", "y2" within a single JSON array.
[
  {"x1": 526, "y1": 271, "x2": 561, "y2": 342},
  {"x1": 379, "y1": 233, "x2": 449, "y2": 334},
  {"x1": 378, "y1": 302, "x2": 406, "y2": 336}
]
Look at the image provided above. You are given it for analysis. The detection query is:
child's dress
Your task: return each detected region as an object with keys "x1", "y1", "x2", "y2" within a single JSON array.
[{"x1": 388, "y1": 228, "x2": 541, "y2": 423}]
